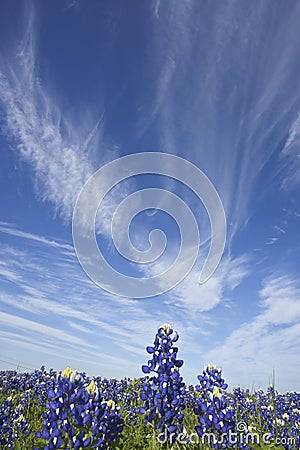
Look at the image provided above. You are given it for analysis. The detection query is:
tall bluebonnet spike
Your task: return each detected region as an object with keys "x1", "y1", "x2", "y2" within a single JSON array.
[{"x1": 140, "y1": 324, "x2": 187, "y2": 444}]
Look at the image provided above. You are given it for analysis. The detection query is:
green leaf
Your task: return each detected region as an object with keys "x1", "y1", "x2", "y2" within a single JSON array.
[{"x1": 14, "y1": 441, "x2": 21, "y2": 450}]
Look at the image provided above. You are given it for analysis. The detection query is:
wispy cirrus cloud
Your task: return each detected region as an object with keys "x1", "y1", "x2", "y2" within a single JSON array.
[
  {"x1": 0, "y1": 221, "x2": 73, "y2": 251},
  {"x1": 266, "y1": 237, "x2": 278, "y2": 246},
  {"x1": 0, "y1": 223, "x2": 163, "y2": 371},
  {"x1": 0, "y1": 5, "x2": 127, "y2": 237},
  {"x1": 0, "y1": 310, "x2": 92, "y2": 348},
  {"x1": 0, "y1": 221, "x2": 252, "y2": 381},
  {"x1": 280, "y1": 113, "x2": 300, "y2": 190},
  {"x1": 0, "y1": 328, "x2": 138, "y2": 375},
  {"x1": 139, "y1": 1, "x2": 300, "y2": 241}
]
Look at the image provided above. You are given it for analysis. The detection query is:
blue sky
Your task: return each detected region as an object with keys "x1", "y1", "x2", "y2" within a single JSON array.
[{"x1": 0, "y1": 0, "x2": 300, "y2": 391}]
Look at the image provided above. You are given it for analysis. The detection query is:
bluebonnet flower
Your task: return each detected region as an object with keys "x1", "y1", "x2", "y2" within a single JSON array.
[
  {"x1": 140, "y1": 323, "x2": 186, "y2": 443},
  {"x1": 194, "y1": 364, "x2": 240, "y2": 449},
  {"x1": 35, "y1": 367, "x2": 123, "y2": 449}
]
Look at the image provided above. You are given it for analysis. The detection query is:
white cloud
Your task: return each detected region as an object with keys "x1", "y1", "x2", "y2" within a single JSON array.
[
  {"x1": 0, "y1": 329, "x2": 138, "y2": 376},
  {"x1": 204, "y1": 274, "x2": 300, "y2": 391},
  {"x1": 274, "y1": 225, "x2": 286, "y2": 235},
  {"x1": 266, "y1": 237, "x2": 278, "y2": 245},
  {"x1": 280, "y1": 113, "x2": 300, "y2": 190},
  {"x1": 0, "y1": 311, "x2": 91, "y2": 348},
  {"x1": 260, "y1": 275, "x2": 300, "y2": 325},
  {"x1": 0, "y1": 266, "x2": 22, "y2": 283},
  {"x1": 145, "y1": 252, "x2": 250, "y2": 313},
  {"x1": 0, "y1": 221, "x2": 74, "y2": 251},
  {"x1": 67, "y1": 321, "x2": 94, "y2": 334}
]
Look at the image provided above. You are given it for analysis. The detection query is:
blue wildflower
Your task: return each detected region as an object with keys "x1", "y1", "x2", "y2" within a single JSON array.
[{"x1": 140, "y1": 324, "x2": 186, "y2": 444}]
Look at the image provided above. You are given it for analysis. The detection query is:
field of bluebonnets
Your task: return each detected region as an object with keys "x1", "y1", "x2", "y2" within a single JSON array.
[{"x1": 0, "y1": 324, "x2": 299, "y2": 449}]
